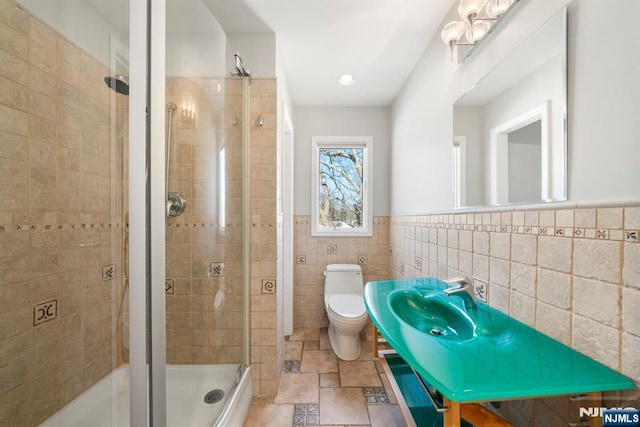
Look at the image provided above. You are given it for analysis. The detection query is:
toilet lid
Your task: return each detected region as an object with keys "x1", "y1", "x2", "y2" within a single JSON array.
[{"x1": 328, "y1": 294, "x2": 366, "y2": 318}]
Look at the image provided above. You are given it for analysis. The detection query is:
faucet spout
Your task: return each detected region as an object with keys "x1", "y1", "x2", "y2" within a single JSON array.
[{"x1": 443, "y1": 276, "x2": 477, "y2": 309}]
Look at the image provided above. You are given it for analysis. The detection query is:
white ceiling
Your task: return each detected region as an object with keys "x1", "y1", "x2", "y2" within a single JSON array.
[
  {"x1": 235, "y1": 0, "x2": 455, "y2": 107},
  {"x1": 84, "y1": 0, "x2": 455, "y2": 107}
]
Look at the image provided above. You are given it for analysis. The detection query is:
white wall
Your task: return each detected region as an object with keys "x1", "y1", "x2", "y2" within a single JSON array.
[
  {"x1": 391, "y1": 0, "x2": 640, "y2": 215},
  {"x1": 226, "y1": 33, "x2": 277, "y2": 78},
  {"x1": 509, "y1": 141, "x2": 542, "y2": 203},
  {"x1": 568, "y1": 0, "x2": 640, "y2": 200},
  {"x1": 390, "y1": 38, "x2": 455, "y2": 214},
  {"x1": 453, "y1": 107, "x2": 485, "y2": 206},
  {"x1": 167, "y1": 34, "x2": 227, "y2": 77},
  {"x1": 481, "y1": 58, "x2": 564, "y2": 203},
  {"x1": 293, "y1": 107, "x2": 391, "y2": 216}
]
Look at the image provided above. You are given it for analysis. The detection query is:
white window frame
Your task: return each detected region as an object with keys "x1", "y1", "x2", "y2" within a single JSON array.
[
  {"x1": 452, "y1": 136, "x2": 467, "y2": 209},
  {"x1": 490, "y1": 102, "x2": 549, "y2": 205},
  {"x1": 311, "y1": 136, "x2": 373, "y2": 237}
]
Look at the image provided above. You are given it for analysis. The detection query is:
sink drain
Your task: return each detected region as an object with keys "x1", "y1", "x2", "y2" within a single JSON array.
[
  {"x1": 204, "y1": 389, "x2": 225, "y2": 404},
  {"x1": 430, "y1": 328, "x2": 444, "y2": 336}
]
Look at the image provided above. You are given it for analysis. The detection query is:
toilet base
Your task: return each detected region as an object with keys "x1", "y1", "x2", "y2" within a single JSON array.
[{"x1": 328, "y1": 323, "x2": 362, "y2": 361}]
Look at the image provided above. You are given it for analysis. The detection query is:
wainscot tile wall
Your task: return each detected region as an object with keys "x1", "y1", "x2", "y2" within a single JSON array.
[
  {"x1": 293, "y1": 216, "x2": 390, "y2": 328},
  {"x1": 390, "y1": 201, "x2": 640, "y2": 426}
]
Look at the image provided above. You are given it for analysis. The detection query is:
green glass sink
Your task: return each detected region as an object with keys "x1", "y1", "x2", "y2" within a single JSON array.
[
  {"x1": 365, "y1": 277, "x2": 637, "y2": 403},
  {"x1": 388, "y1": 290, "x2": 475, "y2": 341}
]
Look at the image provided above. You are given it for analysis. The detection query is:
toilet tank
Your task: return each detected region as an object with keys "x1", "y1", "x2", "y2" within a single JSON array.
[{"x1": 324, "y1": 264, "x2": 363, "y2": 296}]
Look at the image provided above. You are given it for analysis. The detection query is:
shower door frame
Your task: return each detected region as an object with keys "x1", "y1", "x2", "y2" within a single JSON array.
[{"x1": 129, "y1": 0, "x2": 168, "y2": 425}]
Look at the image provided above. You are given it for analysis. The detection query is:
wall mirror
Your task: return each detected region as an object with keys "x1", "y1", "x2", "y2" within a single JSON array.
[{"x1": 453, "y1": 7, "x2": 567, "y2": 208}]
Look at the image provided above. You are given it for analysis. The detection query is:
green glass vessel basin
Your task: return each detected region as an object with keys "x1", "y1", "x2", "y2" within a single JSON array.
[
  {"x1": 388, "y1": 290, "x2": 475, "y2": 341},
  {"x1": 365, "y1": 277, "x2": 637, "y2": 403}
]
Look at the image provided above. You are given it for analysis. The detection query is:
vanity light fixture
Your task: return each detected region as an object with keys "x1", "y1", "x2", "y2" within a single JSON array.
[
  {"x1": 441, "y1": 0, "x2": 519, "y2": 62},
  {"x1": 182, "y1": 102, "x2": 196, "y2": 122},
  {"x1": 337, "y1": 74, "x2": 357, "y2": 86}
]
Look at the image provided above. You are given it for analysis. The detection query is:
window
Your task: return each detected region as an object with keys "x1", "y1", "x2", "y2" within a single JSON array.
[{"x1": 311, "y1": 136, "x2": 372, "y2": 236}]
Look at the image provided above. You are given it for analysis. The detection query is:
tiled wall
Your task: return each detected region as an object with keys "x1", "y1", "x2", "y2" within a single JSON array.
[
  {"x1": 293, "y1": 216, "x2": 391, "y2": 328},
  {"x1": 164, "y1": 77, "x2": 244, "y2": 365},
  {"x1": 0, "y1": 0, "x2": 123, "y2": 424},
  {"x1": 248, "y1": 78, "x2": 282, "y2": 396},
  {"x1": 390, "y1": 202, "x2": 640, "y2": 425}
]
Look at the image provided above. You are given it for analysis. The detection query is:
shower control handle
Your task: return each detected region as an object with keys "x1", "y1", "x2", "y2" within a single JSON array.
[{"x1": 167, "y1": 192, "x2": 187, "y2": 217}]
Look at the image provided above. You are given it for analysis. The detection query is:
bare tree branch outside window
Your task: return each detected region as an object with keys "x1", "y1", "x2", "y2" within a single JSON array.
[{"x1": 318, "y1": 147, "x2": 364, "y2": 228}]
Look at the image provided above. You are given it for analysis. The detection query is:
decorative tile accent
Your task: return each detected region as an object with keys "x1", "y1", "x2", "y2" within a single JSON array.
[
  {"x1": 473, "y1": 278, "x2": 487, "y2": 303},
  {"x1": 296, "y1": 255, "x2": 307, "y2": 264},
  {"x1": 555, "y1": 228, "x2": 565, "y2": 236},
  {"x1": 293, "y1": 403, "x2": 318, "y2": 426},
  {"x1": 415, "y1": 256, "x2": 422, "y2": 271},
  {"x1": 626, "y1": 231, "x2": 638, "y2": 242},
  {"x1": 596, "y1": 229, "x2": 609, "y2": 239},
  {"x1": 327, "y1": 245, "x2": 337, "y2": 255},
  {"x1": 284, "y1": 360, "x2": 301, "y2": 373},
  {"x1": 262, "y1": 279, "x2": 276, "y2": 294},
  {"x1": 210, "y1": 262, "x2": 225, "y2": 277},
  {"x1": 33, "y1": 299, "x2": 57, "y2": 326},
  {"x1": 363, "y1": 387, "x2": 390, "y2": 404},
  {"x1": 400, "y1": 262, "x2": 405, "y2": 275},
  {"x1": 539, "y1": 227, "x2": 548, "y2": 235},
  {"x1": 574, "y1": 228, "x2": 585, "y2": 237},
  {"x1": 102, "y1": 264, "x2": 115, "y2": 281},
  {"x1": 165, "y1": 279, "x2": 175, "y2": 294},
  {"x1": 358, "y1": 255, "x2": 367, "y2": 265}
]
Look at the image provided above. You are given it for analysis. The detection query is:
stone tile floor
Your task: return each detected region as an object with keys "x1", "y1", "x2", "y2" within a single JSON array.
[{"x1": 243, "y1": 327, "x2": 405, "y2": 427}]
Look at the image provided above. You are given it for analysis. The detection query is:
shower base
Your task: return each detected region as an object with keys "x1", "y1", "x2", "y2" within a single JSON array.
[{"x1": 40, "y1": 364, "x2": 252, "y2": 427}]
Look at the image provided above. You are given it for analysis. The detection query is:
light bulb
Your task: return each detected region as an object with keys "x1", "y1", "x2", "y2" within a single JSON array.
[
  {"x1": 486, "y1": 0, "x2": 514, "y2": 19},
  {"x1": 458, "y1": 0, "x2": 485, "y2": 21},
  {"x1": 465, "y1": 20, "x2": 492, "y2": 43},
  {"x1": 441, "y1": 21, "x2": 467, "y2": 45}
]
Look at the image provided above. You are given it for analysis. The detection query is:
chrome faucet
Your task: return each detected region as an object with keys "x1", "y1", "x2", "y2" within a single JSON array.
[{"x1": 443, "y1": 276, "x2": 477, "y2": 309}]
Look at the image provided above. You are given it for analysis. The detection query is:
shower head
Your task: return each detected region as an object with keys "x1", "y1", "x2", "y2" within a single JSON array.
[
  {"x1": 167, "y1": 102, "x2": 177, "y2": 113},
  {"x1": 104, "y1": 75, "x2": 130, "y2": 95}
]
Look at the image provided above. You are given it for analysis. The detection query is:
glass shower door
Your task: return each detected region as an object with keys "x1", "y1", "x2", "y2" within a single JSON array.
[
  {"x1": 163, "y1": 1, "x2": 248, "y2": 424},
  {"x1": 0, "y1": 0, "x2": 249, "y2": 424}
]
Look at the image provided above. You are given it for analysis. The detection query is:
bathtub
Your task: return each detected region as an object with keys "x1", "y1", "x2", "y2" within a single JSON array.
[{"x1": 41, "y1": 364, "x2": 253, "y2": 427}]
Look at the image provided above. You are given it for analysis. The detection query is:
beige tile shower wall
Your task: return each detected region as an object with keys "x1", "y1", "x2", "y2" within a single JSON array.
[
  {"x1": 293, "y1": 216, "x2": 391, "y2": 328},
  {"x1": 164, "y1": 77, "x2": 244, "y2": 365},
  {"x1": 0, "y1": 0, "x2": 122, "y2": 424},
  {"x1": 389, "y1": 204, "x2": 640, "y2": 425},
  {"x1": 248, "y1": 78, "x2": 281, "y2": 397}
]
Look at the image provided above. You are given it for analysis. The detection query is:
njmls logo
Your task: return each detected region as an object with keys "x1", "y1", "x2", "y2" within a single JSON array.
[{"x1": 579, "y1": 407, "x2": 640, "y2": 427}]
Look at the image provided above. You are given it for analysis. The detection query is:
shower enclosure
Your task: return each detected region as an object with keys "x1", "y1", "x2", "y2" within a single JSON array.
[{"x1": 0, "y1": 0, "x2": 252, "y2": 425}]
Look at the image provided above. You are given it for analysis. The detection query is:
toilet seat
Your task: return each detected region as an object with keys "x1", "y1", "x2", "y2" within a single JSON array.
[{"x1": 327, "y1": 294, "x2": 366, "y2": 319}]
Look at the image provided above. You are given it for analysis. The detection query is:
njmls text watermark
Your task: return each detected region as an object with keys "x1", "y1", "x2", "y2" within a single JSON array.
[{"x1": 579, "y1": 407, "x2": 640, "y2": 427}]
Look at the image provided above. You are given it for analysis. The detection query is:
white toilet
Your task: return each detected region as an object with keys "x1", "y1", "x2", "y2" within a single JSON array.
[{"x1": 324, "y1": 264, "x2": 369, "y2": 361}]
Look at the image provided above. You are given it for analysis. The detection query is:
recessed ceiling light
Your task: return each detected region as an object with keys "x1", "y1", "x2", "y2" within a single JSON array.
[{"x1": 337, "y1": 74, "x2": 356, "y2": 86}]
